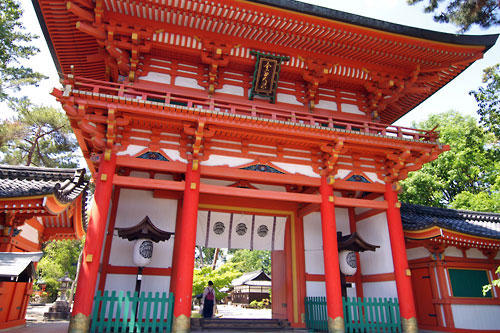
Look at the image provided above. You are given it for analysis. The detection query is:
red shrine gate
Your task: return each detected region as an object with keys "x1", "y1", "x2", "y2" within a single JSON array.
[{"x1": 32, "y1": 0, "x2": 497, "y2": 332}]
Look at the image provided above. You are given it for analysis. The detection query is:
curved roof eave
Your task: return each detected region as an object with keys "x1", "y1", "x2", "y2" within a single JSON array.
[{"x1": 249, "y1": 0, "x2": 499, "y2": 51}]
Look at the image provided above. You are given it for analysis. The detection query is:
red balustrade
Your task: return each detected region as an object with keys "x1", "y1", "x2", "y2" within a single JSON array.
[{"x1": 65, "y1": 75, "x2": 438, "y2": 142}]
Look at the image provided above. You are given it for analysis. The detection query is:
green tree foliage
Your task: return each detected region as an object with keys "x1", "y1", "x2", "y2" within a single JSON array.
[
  {"x1": 483, "y1": 267, "x2": 500, "y2": 295},
  {"x1": 0, "y1": 0, "x2": 46, "y2": 102},
  {"x1": 407, "y1": 0, "x2": 500, "y2": 32},
  {"x1": 192, "y1": 264, "x2": 242, "y2": 299},
  {"x1": 0, "y1": 102, "x2": 80, "y2": 167},
  {"x1": 400, "y1": 111, "x2": 499, "y2": 210},
  {"x1": 37, "y1": 239, "x2": 83, "y2": 299},
  {"x1": 229, "y1": 249, "x2": 271, "y2": 275},
  {"x1": 470, "y1": 64, "x2": 500, "y2": 141}
]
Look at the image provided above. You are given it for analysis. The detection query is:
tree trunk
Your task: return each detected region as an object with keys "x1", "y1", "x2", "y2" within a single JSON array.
[
  {"x1": 198, "y1": 246, "x2": 205, "y2": 268},
  {"x1": 211, "y1": 248, "x2": 220, "y2": 270},
  {"x1": 68, "y1": 247, "x2": 83, "y2": 308},
  {"x1": 25, "y1": 127, "x2": 41, "y2": 166}
]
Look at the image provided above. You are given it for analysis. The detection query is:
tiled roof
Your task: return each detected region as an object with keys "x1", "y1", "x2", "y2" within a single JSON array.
[
  {"x1": 231, "y1": 270, "x2": 271, "y2": 286},
  {"x1": 401, "y1": 203, "x2": 500, "y2": 240},
  {"x1": 0, "y1": 165, "x2": 88, "y2": 204}
]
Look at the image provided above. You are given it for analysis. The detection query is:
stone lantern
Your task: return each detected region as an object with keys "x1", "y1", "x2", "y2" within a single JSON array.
[{"x1": 44, "y1": 272, "x2": 73, "y2": 320}]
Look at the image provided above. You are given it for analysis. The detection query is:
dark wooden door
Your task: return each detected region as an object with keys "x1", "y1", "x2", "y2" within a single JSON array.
[
  {"x1": 271, "y1": 250, "x2": 287, "y2": 319},
  {"x1": 411, "y1": 268, "x2": 438, "y2": 327}
]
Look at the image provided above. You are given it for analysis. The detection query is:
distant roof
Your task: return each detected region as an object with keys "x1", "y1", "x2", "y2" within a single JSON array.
[
  {"x1": 401, "y1": 203, "x2": 500, "y2": 240},
  {"x1": 0, "y1": 165, "x2": 88, "y2": 204},
  {"x1": 0, "y1": 252, "x2": 43, "y2": 282},
  {"x1": 231, "y1": 270, "x2": 271, "y2": 286}
]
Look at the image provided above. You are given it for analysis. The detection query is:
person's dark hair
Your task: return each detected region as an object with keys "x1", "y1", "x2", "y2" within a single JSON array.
[{"x1": 208, "y1": 280, "x2": 213, "y2": 286}]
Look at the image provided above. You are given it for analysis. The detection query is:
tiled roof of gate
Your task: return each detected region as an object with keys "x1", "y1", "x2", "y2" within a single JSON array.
[
  {"x1": 0, "y1": 164, "x2": 88, "y2": 204},
  {"x1": 401, "y1": 203, "x2": 500, "y2": 240}
]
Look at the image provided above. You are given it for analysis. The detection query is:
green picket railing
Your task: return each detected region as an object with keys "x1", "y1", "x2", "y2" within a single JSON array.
[
  {"x1": 90, "y1": 290, "x2": 174, "y2": 332},
  {"x1": 305, "y1": 296, "x2": 402, "y2": 332}
]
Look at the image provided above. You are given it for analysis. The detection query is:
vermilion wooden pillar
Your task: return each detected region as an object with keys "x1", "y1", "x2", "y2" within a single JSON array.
[
  {"x1": 69, "y1": 151, "x2": 117, "y2": 333},
  {"x1": 384, "y1": 182, "x2": 418, "y2": 333},
  {"x1": 319, "y1": 176, "x2": 344, "y2": 332},
  {"x1": 172, "y1": 162, "x2": 200, "y2": 332}
]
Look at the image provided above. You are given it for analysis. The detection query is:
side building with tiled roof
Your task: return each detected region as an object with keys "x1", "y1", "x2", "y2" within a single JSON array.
[
  {"x1": 401, "y1": 203, "x2": 500, "y2": 332},
  {"x1": 0, "y1": 164, "x2": 89, "y2": 330},
  {"x1": 231, "y1": 270, "x2": 272, "y2": 305}
]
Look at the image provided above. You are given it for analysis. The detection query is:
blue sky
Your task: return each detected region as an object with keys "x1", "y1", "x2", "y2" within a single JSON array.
[{"x1": 11, "y1": 0, "x2": 500, "y2": 128}]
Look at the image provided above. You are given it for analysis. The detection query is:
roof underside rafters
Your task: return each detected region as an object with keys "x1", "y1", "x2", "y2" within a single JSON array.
[{"x1": 34, "y1": 0, "x2": 498, "y2": 124}]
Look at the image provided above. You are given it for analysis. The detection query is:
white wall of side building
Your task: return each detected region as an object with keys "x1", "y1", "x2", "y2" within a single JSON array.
[
  {"x1": 406, "y1": 247, "x2": 431, "y2": 261},
  {"x1": 451, "y1": 304, "x2": 500, "y2": 330},
  {"x1": 106, "y1": 188, "x2": 177, "y2": 294}
]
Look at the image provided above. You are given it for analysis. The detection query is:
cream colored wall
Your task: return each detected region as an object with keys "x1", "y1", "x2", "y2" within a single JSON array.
[
  {"x1": 357, "y1": 213, "x2": 393, "y2": 275},
  {"x1": 303, "y1": 208, "x2": 351, "y2": 297},
  {"x1": 452, "y1": 304, "x2": 500, "y2": 329},
  {"x1": 107, "y1": 189, "x2": 177, "y2": 293}
]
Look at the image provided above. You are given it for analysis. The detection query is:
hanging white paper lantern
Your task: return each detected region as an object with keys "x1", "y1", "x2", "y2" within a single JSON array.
[
  {"x1": 339, "y1": 250, "x2": 357, "y2": 276},
  {"x1": 133, "y1": 238, "x2": 154, "y2": 267}
]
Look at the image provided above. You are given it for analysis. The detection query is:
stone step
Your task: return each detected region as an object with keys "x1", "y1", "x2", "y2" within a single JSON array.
[{"x1": 191, "y1": 318, "x2": 291, "y2": 331}]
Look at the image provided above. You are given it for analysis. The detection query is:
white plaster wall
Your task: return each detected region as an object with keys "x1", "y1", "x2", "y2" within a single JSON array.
[
  {"x1": 444, "y1": 246, "x2": 463, "y2": 258},
  {"x1": 109, "y1": 189, "x2": 177, "y2": 268},
  {"x1": 364, "y1": 172, "x2": 383, "y2": 184},
  {"x1": 276, "y1": 93, "x2": 302, "y2": 105},
  {"x1": 335, "y1": 208, "x2": 350, "y2": 237},
  {"x1": 466, "y1": 248, "x2": 488, "y2": 259},
  {"x1": 272, "y1": 162, "x2": 319, "y2": 178},
  {"x1": 18, "y1": 223, "x2": 38, "y2": 244},
  {"x1": 362, "y1": 281, "x2": 398, "y2": 299},
  {"x1": 161, "y1": 149, "x2": 187, "y2": 163},
  {"x1": 218, "y1": 84, "x2": 244, "y2": 96},
  {"x1": 357, "y1": 213, "x2": 394, "y2": 275},
  {"x1": 303, "y1": 209, "x2": 351, "y2": 275},
  {"x1": 130, "y1": 171, "x2": 150, "y2": 179},
  {"x1": 335, "y1": 169, "x2": 351, "y2": 180},
  {"x1": 174, "y1": 76, "x2": 203, "y2": 90},
  {"x1": 303, "y1": 212, "x2": 323, "y2": 251},
  {"x1": 306, "y1": 281, "x2": 326, "y2": 297},
  {"x1": 201, "y1": 155, "x2": 254, "y2": 167},
  {"x1": 346, "y1": 285, "x2": 357, "y2": 298},
  {"x1": 406, "y1": 247, "x2": 431, "y2": 261},
  {"x1": 341, "y1": 103, "x2": 364, "y2": 115},
  {"x1": 452, "y1": 304, "x2": 500, "y2": 330},
  {"x1": 305, "y1": 250, "x2": 325, "y2": 275},
  {"x1": 117, "y1": 144, "x2": 147, "y2": 156},
  {"x1": 104, "y1": 274, "x2": 136, "y2": 293},
  {"x1": 304, "y1": 212, "x2": 323, "y2": 275},
  {"x1": 141, "y1": 71, "x2": 171, "y2": 85},
  {"x1": 315, "y1": 100, "x2": 337, "y2": 111},
  {"x1": 154, "y1": 174, "x2": 173, "y2": 181}
]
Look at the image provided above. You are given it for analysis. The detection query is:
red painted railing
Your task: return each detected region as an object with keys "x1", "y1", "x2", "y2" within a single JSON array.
[{"x1": 66, "y1": 75, "x2": 439, "y2": 142}]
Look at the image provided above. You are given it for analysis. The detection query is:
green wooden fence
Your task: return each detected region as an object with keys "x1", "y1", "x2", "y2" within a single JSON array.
[
  {"x1": 90, "y1": 290, "x2": 174, "y2": 332},
  {"x1": 304, "y1": 296, "x2": 402, "y2": 332}
]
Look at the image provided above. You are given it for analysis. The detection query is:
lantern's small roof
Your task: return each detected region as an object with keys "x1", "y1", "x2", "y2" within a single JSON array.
[
  {"x1": 338, "y1": 232, "x2": 379, "y2": 252},
  {"x1": 401, "y1": 203, "x2": 500, "y2": 240},
  {"x1": 116, "y1": 216, "x2": 174, "y2": 243},
  {"x1": 58, "y1": 272, "x2": 73, "y2": 283}
]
